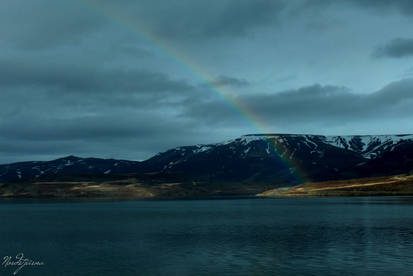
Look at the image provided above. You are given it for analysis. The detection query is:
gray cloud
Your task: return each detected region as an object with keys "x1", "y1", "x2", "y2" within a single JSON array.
[
  {"x1": 373, "y1": 38, "x2": 413, "y2": 58},
  {"x1": 204, "y1": 75, "x2": 250, "y2": 88},
  {"x1": 305, "y1": 0, "x2": 413, "y2": 16},
  {"x1": 0, "y1": 56, "x2": 227, "y2": 164},
  {"x1": 85, "y1": 0, "x2": 286, "y2": 40},
  {"x1": 348, "y1": 0, "x2": 413, "y2": 15},
  {"x1": 0, "y1": 58, "x2": 193, "y2": 95},
  {"x1": 201, "y1": 0, "x2": 286, "y2": 37},
  {"x1": 0, "y1": 0, "x2": 107, "y2": 49},
  {"x1": 0, "y1": 108, "x2": 211, "y2": 163},
  {"x1": 0, "y1": 0, "x2": 290, "y2": 53},
  {"x1": 184, "y1": 79, "x2": 413, "y2": 127}
]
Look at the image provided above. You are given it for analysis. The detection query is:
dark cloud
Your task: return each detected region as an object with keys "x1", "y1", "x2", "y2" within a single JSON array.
[
  {"x1": 304, "y1": 0, "x2": 413, "y2": 16},
  {"x1": 347, "y1": 0, "x2": 413, "y2": 15},
  {"x1": 0, "y1": 55, "x2": 203, "y2": 163},
  {"x1": 85, "y1": 0, "x2": 286, "y2": 40},
  {"x1": 373, "y1": 38, "x2": 413, "y2": 58},
  {"x1": 0, "y1": 0, "x2": 107, "y2": 49},
  {"x1": 205, "y1": 75, "x2": 250, "y2": 88},
  {"x1": 0, "y1": 110, "x2": 210, "y2": 163},
  {"x1": 0, "y1": 114, "x2": 178, "y2": 141},
  {"x1": 201, "y1": 0, "x2": 286, "y2": 37},
  {"x1": 370, "y1": 78, "x2": 413, "y2": 104},
  {"x1": 184, "y1": 79, "x2": 413, "y2": 127},
  {"x1": 0, "y1": 58, "x2": 193, "y2": 100},
  {"x1": 0, "y1": 55, "x2": 210, "y2": 164},
  {"x1": 0, "y1": 0, "x2": 289, "y2": 51}
]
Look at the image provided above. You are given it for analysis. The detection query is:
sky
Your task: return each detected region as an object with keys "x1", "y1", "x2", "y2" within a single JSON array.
[{"x1": 2, "y1": 0, "x2": 413, "y2": 163}]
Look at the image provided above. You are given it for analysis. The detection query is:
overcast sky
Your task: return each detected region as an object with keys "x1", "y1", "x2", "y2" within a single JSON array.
[{"x1": 2, "y1": 0, "x2": 413, "y2": 163}]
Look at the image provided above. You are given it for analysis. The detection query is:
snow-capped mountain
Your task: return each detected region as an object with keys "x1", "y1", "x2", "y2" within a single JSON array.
[
  {"x1": 322, "y1": 134, "x2": 413, "y2": 159},
  {"x1": 1, "y1": 134, "x2": 413, "y2": 185}
]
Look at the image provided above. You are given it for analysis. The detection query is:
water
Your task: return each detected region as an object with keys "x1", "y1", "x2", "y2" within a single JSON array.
[{"x1": 1, "y1": 197, "x2": 413, "y2": 275}]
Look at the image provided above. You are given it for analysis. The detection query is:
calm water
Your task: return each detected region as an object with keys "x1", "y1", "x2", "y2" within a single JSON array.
[{"x1": 1, "y1": 197, "x2": 413, "y2": 275}]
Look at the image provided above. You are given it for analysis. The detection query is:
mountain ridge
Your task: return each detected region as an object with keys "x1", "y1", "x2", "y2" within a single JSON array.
[{"x1": 1, "y1": 134, "x2": 413, "y2": 186}]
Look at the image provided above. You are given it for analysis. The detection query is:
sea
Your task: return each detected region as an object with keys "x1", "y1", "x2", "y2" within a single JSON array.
[{"x1": 1, "y1": 197, "x2": 413, "y2": 275}]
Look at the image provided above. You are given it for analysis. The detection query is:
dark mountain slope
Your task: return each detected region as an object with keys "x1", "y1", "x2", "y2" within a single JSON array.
[{"x1": 1, "y1": 134, "x2": 413, "y2": 187}]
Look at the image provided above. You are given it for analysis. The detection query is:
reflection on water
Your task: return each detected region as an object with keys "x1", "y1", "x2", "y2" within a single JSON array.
[{"x1": 1, "y1": 197, "x2": 413, "y2": 275}]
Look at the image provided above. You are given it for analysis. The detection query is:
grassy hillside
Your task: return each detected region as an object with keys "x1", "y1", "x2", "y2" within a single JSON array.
[
  {"x1": 258, "y1": 174, "x2": 413, "y2": 197},
  {"x1": 0, "y1": 175, "x2": 273, "y2": 200},
  {"x1": 3, "y1": 173, "x2": 413, "y2": 200}
]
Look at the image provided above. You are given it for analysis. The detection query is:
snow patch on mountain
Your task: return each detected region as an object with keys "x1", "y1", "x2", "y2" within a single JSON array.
[
  {"x1": 323, "y1": 134, "x2": 413, "y2": 158},
  {"x1": 193, "y1": 145, "x2": 212, "y2": 154}
]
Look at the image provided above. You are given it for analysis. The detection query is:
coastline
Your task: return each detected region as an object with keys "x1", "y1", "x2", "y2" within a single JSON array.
[{"x1": 2, "y1": 174, "x2": 413, "y2": 201}]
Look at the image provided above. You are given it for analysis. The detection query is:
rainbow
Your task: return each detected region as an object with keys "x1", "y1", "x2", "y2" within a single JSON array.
[{"x1": 78, "y1": 0, "x2": 306, "y2": 183}]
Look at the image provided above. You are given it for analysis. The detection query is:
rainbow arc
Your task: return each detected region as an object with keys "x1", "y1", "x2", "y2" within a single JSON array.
[{"x1": 78, "y1": 0, "x2": 306, "y2": 183}]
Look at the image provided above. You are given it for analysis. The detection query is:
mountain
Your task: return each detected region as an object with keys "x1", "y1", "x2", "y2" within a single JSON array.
[
  {"x1": 0, "y1": 155, "x2": 141, "y2": 183},
  {"x1": 142, "y1": 134, "x2": 413, "y2": 184},
  {"x1": 1, "y1": 134, "x2": 413, "y2": 188}
]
